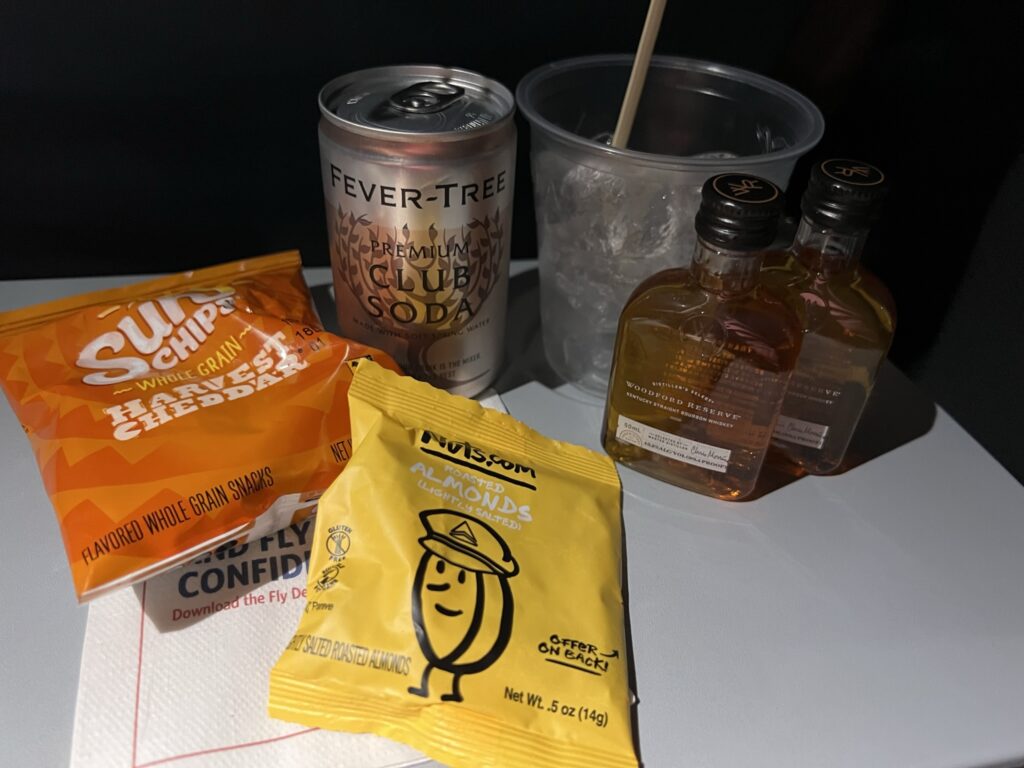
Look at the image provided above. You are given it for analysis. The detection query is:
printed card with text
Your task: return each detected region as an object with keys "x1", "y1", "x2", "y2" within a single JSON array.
[{"x1": 70, "y1": 516, "x2": 441, "y2": 768}]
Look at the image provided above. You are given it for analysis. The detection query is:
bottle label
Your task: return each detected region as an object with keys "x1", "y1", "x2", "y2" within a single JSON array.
[
  {"x1": 772, "y1": 414, "x2": 829, "y2": 449},
  {"x1": 615, "y1": 415, "x2": 731, "y2": 473}
]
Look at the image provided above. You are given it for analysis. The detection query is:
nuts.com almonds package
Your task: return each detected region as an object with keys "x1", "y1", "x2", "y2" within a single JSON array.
[
  {"x1": 0, "y1": 251, "x2": 400, "y2": 601},
  {"x1": 268, "y1": 360, "x2": 638, "y2": 768}
]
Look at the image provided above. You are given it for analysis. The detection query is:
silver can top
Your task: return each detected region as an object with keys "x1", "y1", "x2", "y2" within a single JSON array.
[{"x1": 319, "y1": 65, "x2": 515, "y2": 142}]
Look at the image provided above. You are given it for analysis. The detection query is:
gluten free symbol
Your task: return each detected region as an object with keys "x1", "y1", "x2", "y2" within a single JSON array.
[{"x1": 326, "y1": 524, "x2": 351, "y2": 561}]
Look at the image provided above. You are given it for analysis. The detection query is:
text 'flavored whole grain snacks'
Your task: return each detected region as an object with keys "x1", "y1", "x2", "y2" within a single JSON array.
[
  {"x1": 269, "y1": 360, "x2": 638, "y2": 768},
  {"x1": 0, "y1": 251, "x2": 400, "y2": 601}
]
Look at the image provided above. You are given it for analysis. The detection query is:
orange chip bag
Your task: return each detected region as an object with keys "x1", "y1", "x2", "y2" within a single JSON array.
[{"x1": 0, "y1": 251, "x2": 401, "y2": 601}]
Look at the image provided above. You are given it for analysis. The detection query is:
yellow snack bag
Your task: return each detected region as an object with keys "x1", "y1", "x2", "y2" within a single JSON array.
[{"x1": 268, "y1": 360, "x2": 638, "y2": 768}]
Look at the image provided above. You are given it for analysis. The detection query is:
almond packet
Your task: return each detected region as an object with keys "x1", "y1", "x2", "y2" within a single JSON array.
[
  {"x1": 268, "y1": 360, "x2": 638, "y2": 768},
  {"x1": 0, "y1": 252, "x2": 400, "y2": 601}
]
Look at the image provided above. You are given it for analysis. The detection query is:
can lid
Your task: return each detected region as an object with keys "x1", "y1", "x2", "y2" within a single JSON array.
[
  {"x1": 319, "y1": 65, "x2": 515, "y2": 141},
  {"x1": 695, "y1": 173, "x2": 784, "y2": 250},
  {"x1": 801, "y1": 159, "x2": 887, "y2": 232}
]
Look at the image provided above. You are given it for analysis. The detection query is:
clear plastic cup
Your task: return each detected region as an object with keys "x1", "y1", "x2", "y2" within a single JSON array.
[{"x1": 516, "y1": 55, "x2": 825, "y2": 394}]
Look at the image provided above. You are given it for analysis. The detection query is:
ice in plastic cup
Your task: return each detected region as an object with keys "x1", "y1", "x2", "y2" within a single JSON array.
[{"x1": 516, "y1": 55, "x2": 825, "y2": 395}]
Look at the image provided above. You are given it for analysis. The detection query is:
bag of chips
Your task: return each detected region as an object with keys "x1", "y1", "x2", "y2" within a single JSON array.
[
  {"x1": 268, "y1": 360, "x2": 638, "y2": 768},
  {"x1": 0, "y1": 251, "x2": 400, "y2": 601}
]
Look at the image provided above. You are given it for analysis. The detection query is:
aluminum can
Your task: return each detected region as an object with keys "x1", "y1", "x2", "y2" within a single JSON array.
[{"x1": 319, "y1": 65, "x2": 516, "y2": 396}]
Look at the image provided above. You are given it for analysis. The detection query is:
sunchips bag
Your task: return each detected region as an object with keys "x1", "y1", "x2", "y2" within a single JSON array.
[
  {"x1": 268, "y1": 360, "x2": 638, "y2": 768},
  {"x1": 0, "y1": 251, "x2": 400, "y2": 601}
]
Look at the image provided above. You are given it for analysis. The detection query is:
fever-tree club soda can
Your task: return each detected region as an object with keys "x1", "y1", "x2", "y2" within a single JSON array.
[{"x1": 319, "y1": 65, "x2": 516, "y2": 396}]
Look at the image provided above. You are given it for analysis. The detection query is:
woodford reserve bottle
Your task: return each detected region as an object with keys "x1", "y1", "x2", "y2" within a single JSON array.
[
  {"x1": 602, "y1": 174, "x2": 803, "y2": 500},
  {"x1": 764, "y1": 159, "x2": 895, "y2": 473}
]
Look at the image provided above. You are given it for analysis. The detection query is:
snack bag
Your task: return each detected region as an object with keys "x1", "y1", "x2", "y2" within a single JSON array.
[
  {"x1": 0, "y1": 251, "x2": 400, "y2": 601},
  {"x1": 268, "y1": 360, "x2": 638, "y2": 768}
]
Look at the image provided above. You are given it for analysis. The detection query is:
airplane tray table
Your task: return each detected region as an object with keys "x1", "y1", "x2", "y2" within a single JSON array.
[{"x1": 2, "y1": 264, "x2": 1024, "y2": 768}]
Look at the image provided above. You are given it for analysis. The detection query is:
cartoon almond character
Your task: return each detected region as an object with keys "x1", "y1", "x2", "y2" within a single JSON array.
[{"x1": 408, "y1": 509, "x2": 519, "y2": 702}]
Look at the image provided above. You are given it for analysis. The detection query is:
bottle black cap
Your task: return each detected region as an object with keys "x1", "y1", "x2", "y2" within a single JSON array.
[
  {"x1": 695, "y1": 174, "x2": 784, "y2": 251},
  {"x1": 801, "y1": 159, "x2": 887, "y2": 232}
]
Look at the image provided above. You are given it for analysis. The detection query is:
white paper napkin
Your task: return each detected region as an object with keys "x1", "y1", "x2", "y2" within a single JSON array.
[{"x1": 70, "y1": 515, "x2": 443, "y2": 768}]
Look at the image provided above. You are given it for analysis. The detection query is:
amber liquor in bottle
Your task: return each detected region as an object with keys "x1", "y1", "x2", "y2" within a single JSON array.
[
  {"x1": 764, "y1": 159, "x2": 895, "y2": 474},
  {"x1": 602, "y1": 174, "x2": 803, "y2": 500}
]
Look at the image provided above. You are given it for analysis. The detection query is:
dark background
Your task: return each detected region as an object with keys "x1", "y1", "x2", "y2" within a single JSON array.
[{"x1": 3, "y1": 0, "x2": 1023, "y2": 476}]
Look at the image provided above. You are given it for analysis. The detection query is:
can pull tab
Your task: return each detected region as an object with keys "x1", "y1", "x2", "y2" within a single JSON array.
[{"x1": 389, "y1": 81, "x2": 465, "y2": 114}]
